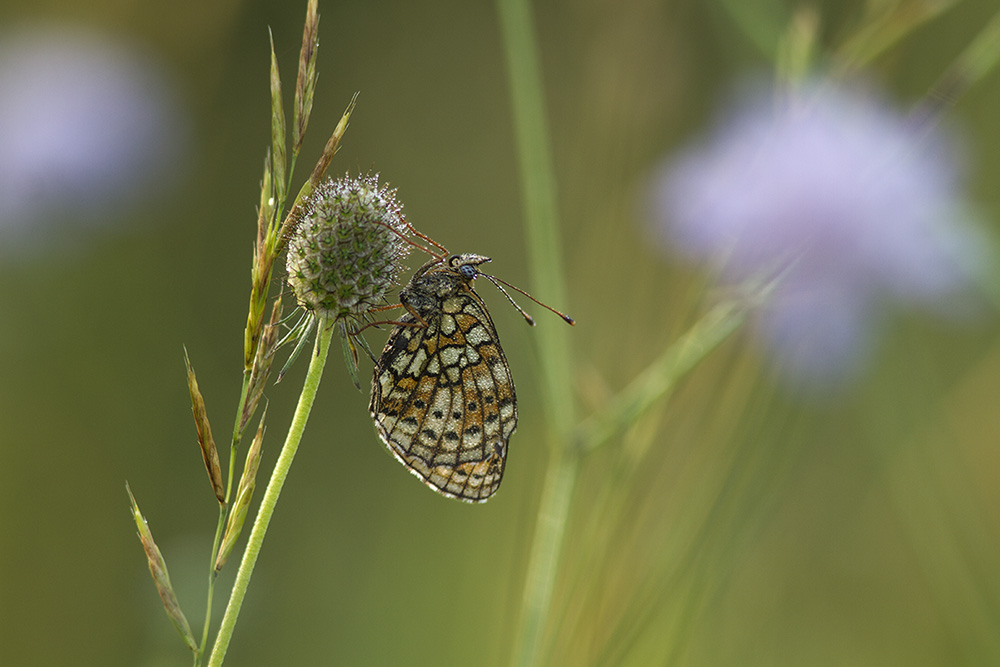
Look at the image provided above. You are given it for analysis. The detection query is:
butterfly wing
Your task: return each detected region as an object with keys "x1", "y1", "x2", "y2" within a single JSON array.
[{"x1": 370, "y1": 290, "x2": 516, "y2": 502}]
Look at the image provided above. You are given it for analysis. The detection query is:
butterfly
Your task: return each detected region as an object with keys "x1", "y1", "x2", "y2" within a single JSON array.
[{"x1": 369, "y1": 252, "x2": 573, "y2": 502}]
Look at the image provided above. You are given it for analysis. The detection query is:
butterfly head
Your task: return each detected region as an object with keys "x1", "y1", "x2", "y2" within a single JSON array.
[{"x1": 446, "y1": 253, "x2": 492, "y2": 280}]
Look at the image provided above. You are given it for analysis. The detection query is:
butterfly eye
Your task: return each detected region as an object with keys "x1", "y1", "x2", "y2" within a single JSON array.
[{"x1": 459, "y1": 264, "x2": 477, "y2": 279}]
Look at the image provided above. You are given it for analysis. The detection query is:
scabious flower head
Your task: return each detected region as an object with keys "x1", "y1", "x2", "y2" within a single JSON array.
[
  {"x1": 286, "y1": 174, "x2": 411, "y2": 321},
  {"x1": 649, "y1": 78, "x2": 987, "y2": 387}
]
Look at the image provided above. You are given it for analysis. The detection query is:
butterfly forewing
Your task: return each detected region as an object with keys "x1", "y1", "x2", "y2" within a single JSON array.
[{"x1": 369, "y1": 254, "x2": 517, "y2": 502}]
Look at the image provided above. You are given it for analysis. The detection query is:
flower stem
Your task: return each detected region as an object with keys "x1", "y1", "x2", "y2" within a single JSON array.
[
  {"x1": 207, "y1": 317, "x2": 334, "y2": 667},
  {"x1": 496, "y1": 0, "x2": 576, "y2": 665},
  {"x1": 197, "y1": 370, "x2": 254, "y2": 663}
]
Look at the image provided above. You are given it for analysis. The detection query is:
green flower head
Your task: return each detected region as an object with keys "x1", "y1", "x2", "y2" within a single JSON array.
[{"x1": 286, "y1": 174, "x2": 410, "y2": 320}]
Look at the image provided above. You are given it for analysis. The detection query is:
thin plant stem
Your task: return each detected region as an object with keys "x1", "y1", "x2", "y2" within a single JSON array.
[
  {"x1": 227, "y1": 372, "x2": 253, "y2": 501},
  {"x1": 496, "y1": 0, "x2": 573, "y2": 427},
  {"x1": 196, "y1": 509, "x2": 224, "y2": 664},
  {"x1": 207, "y1": 317, "x2": 335, "y2": 667},
  {"x1": 196, "y1": 369, "x2": 253, "y2": 664},
  {"x1": 514, "y1": 447, "x2": 577, "y2": 666},
  {"x1": 496, "y1": 0, "x2": 576, "y2": 665},
  {"x1": 577, "y1": 296, "x2": 752, "y2": 454}
]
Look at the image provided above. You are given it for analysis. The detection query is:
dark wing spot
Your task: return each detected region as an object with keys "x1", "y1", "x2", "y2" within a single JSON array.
[
  {"x1": 413, "y1": 399, "x2": 426, "y2": 409},
  {"x1": 389, "y1": 334, "x2": 409, "y2": 356},
  {"x1": 484, "y1": 395, "x2": 495, "y2": 404},
  {"x1": 467, "y1": 401, "x2": 478, "y2": 411},
  {"x1": 444, "y1": 431, "x2": 460, "y2": 441},
  {"x1": 401, "y1": 417, "x2": 418, "y2": 427},
  {"x1": 484, "y1": 412, "x2": 499, "y2": 424},
  {"x1": 432, "y1": 410, "x2": 444, "y2": 419},
  {"x1": 452, "y1": 410, "x2": 462, "y2": 419},
  {"x1": 422, "y1": 429, "x2": 438, "y2": 440},
  {"x1": 466, "y1": 425, "x2": 481, "y2": 436}
]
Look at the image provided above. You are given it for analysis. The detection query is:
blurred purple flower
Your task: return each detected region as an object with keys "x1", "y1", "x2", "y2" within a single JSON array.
[
  {"x1": 0, "y1": 25, "x2": 188, "y2": 253},
  {"x1": 649, "y1": 79, "x2": 987, "y2": 387}
]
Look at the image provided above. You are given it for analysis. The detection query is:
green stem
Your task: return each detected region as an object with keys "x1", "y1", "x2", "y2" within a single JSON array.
[
  {"x1": 513, "y1": 448, "x2": 577, "y2": 667},
  {"x1": 196, "y1": 513, "x2": 223, "y2": 665},
  {"x1": 227, "y1": 372, "x2": 253, "y2": 501},
  {"x1": 496, "y1": 0, "x2": 576, "y2": 665},
  {"x1": 577, "y1": 297, "x2": 750, "y2": 454},
  {"x1": 496, "y1": 0, "x2": 572, "y2": 429},
  {"x1": 207, "y1": 317, "x2": 334, "y2": 667},
  {"x1": 196, "y1": 369, "x2": 254, "y2": 665}
]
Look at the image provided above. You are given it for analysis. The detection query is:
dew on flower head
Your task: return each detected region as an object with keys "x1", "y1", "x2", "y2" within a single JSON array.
[
  {"x1": 286, "y1": 174, "x2": 412, "y2": 322},
  {"x1": 647, "y1": 78, "x2": 989, "y2": 388}
]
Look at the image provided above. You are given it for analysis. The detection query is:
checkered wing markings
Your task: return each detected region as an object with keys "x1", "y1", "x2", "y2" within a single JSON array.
[{"x1": 370, "y1": 293, "x2": 516, "y2": 501}]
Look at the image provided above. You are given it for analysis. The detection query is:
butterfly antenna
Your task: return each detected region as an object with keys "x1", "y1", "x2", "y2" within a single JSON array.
[
  {"x1": 481, "y1": 273, "x2": 576, "y2": 326},
  {"x1": 369, "y1": 219, "x2": 447, "y2": 259},
  {"x1": 403, "y1": 219, "x2": 449, "y2": 259}
]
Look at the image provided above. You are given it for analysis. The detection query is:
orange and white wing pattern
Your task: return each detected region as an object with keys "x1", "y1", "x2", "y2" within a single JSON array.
[{"x1": 370, "y1": 254, "x2": 517, "y2": 502}]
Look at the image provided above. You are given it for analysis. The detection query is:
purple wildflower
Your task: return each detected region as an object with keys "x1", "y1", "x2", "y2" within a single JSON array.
[
  {"x1": 0, "y1": 25, "x2": 187, "y2": 252},
  {"x1": 649, "y1": 79, "x2": 986, "y2": 387}
]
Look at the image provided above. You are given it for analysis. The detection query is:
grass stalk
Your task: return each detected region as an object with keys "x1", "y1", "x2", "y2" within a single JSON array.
[{"x1": 496, "y1": 0, "x2": 576, "y2": 664}]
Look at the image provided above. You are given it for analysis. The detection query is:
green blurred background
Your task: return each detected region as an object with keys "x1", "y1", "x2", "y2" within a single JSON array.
[{"x1": 1, "y1": 0, "x2": 999, "y2": 665}]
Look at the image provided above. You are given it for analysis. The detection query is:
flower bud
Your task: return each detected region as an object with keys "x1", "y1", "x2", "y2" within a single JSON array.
[{"x1": 286, "y1": 174, "x2": 410, "y2": 321}]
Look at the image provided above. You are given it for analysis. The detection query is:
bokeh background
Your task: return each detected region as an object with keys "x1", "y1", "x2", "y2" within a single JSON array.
[{"x1": 1, "y1": 0, "x2": 999, "y2": 665}]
